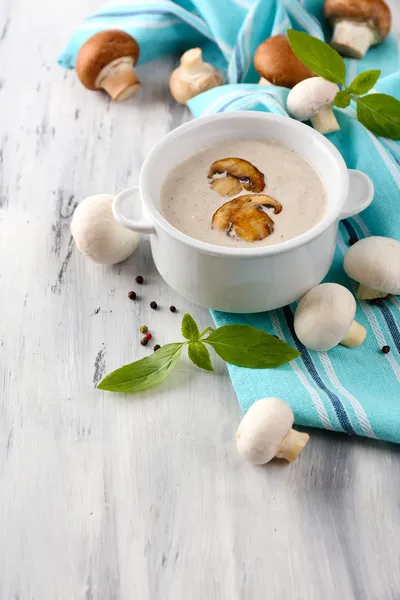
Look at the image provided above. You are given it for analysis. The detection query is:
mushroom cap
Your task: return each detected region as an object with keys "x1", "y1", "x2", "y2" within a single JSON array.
[
  {"x1": 324, "y1": 0, "x2": 391, "y2": 41},
  {"x1": 343, "y1": 236, "x2": 400, "y2": 295},
  {"x1": 253, "y1": 34, "x2": 315, "y2": 89},
  {"x1": 287, "y1": 77, "x2": 340, "y2": 121},
  {"x1": 236, "y1": 398, "x2": 294, "y2": 465},
  {"x1": 76, "y1": 30, "x2": 140, "y2": 90},
  {"x1": 71, "y1": 194, "x2": 140, "y2": 264},
  {"x1": 294, "y1": 283, "x2": 357, "y2": 351}
]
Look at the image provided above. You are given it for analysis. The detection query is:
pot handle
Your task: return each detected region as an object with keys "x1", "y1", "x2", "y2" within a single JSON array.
[
  {"x1": 112, "y1": 186, "x2": 156, "y2": 234},
  {"x1": 340, "y1": 170, "x2": 374, "y2": 220}
]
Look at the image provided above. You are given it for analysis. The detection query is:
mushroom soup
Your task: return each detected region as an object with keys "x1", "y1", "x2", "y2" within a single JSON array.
[{"x1": 160, "y1": 139, "x2": 327, "y2": 248}]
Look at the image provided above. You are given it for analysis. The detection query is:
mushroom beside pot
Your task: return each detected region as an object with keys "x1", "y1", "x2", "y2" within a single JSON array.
[
  {"x1": 76, "y1": 30, "x2": 141, "y2": 102},
  {"x1": 169, "y1": 48, "x2": 222, "y2": 105},
  {"x1": 254, "y1": 34, "x2": 315, "y2": 88},
  {"x1": 294, "y1": 283, "x2": 367, "y2": 351},
  {"x1": 236, "y1": 398, "x2": 310, "y2": 465},
  {"x1": 71, "y1": 194, "x2": 140, "y2": 264},
  {"x1": 324, "y1": 0, "x2": 391, "y2": 59},
  {"x1": 344, "y1": 236, "x2": 400, "y2": 300},
  {"x1": 287, "y1": 77, "x2": 340, "y2": 135}
]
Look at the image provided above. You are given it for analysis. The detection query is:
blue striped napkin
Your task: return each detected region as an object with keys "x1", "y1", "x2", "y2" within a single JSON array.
[{"x1": 59, "y1": 1, "x2": 400, "y2": 443}]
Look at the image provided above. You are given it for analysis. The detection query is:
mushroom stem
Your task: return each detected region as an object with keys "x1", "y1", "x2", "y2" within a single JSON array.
[
  {"x1": 357, "y1": 284, "x2": 389, "y2": 301},
  {"x1": 96, "y1": 56, "x2": 141, "y2": 102},
  {"x1": 180, "y1": 47, "x2": 203, "y2": 70},
  {"x1": 276, "y1": 429, "x2": 310, "y2": 462},
  {"x1": 259, "y1": 77, "x2": 271, "y2": 85},
  {"x1": 331, "y1": 20, "x2": 376, "y2": 59},
  {"x1": 340, "y1": 321, "x2": 367, "y2": 348},
  {"x1": 310, "y1": 106, "x2": 340, "y2": 134}
]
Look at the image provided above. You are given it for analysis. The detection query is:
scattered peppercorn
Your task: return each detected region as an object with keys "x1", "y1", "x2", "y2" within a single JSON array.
[
  {"x1": 150, "y1": 301, "x2": 158, "y2": 310},
  {"x1": 169, "y1": 305, "x2": 177, "y2": 313},
  {"x1": 153, "y1": 344, "x2": 161, "y2": 352},
  {"x1": 145, "y1": 333, "x2": 152, "y2": 341},
  {"x1": 128, "y1": 291, "x2": 136, "y2": 300},
  {"x1": 349, "y1": 236, "x2": 358, "y2": 246},
  {"x1": 140, "y1": 325, "x2": 148, "y2": 334},
  {"x1": 371, "y1": 299, "x2": 380, "y2": 306},
  {"x1": 382, "y1": 345, "x2": 391, "y2": 354},
  {"x1": 140, "y1": 337, "x2": 149, "y2": 346},
  {"x1": 135, "y1": 275, "x2": 144, "y2": 284}
]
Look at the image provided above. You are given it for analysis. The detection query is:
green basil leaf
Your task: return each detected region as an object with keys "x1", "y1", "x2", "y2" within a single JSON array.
[
  {"x1": 188, "y1": 342, "x2": 214, "y2": 372},
  {"x1": 347, "y1": 70, "x2": 381, "y2": 95},
  {"x1": 334, "y1": 90, "x2": 351, "y2": 108},
  {"x1": 356, "y1": 94, "x2": 400, "y2": 140},
  {"x1": 97, "y1": 343, "x2": 184, "y2": 392},
  {"x1": 287, "y1": 30, "x2": 346, "y2": 85},
  {"x1": 204, "y1": 325, "x2": 300, "y2": 368},
  {"x1": 181, "y1": 313, "x2": 200, "y2": 341}
]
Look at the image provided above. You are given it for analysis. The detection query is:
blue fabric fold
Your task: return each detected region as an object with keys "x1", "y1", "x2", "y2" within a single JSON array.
[{"x1": 59, "y1": 0, "x2": 400, "y2": 443}]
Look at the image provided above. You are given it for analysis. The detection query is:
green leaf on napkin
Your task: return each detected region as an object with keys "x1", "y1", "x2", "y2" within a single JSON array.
[
  {"x1": 181, "y1": 312, "x2": 200, "y2": 340},
  {"x1": 287, "y1": 29, "x2": 346, "y2": 85},
  {"x1": 356, "y1": 94, "x2": 400, "y2": 140},
  {"x1": 98, "y1": 314, "x2": 300, "y2": 394},
  {"x1": 203, "y1": 325, "x2": 300, "y2": 368},
  {"x1": 347, "y1": 70, "x2": 381, "y2": 95},
  {"x1": 188, "y1": 341, "x2": 214, "y2": 372},
  {"x1": 97, "y1": 343, "x2": 184, "y2": 392},
  {"x1": 334, "y1": 91, "x2": 351, "y2": 109}
]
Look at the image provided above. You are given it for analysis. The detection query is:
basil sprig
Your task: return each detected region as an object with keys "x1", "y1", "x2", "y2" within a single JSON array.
[
  {"x1": 287, "y1": 30, "x2": 400, "y2": 140},
  {"x1": 98, "y1": 313, "x2": 300, "y2": 393}
]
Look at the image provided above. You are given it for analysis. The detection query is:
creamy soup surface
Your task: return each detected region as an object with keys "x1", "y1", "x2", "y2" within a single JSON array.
[{"x1": 160, "y1": 139, "x2": 327, "y2": 248}]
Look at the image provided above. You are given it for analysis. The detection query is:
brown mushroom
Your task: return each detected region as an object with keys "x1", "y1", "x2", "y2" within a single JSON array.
[
  {"x1": 76, "y1": 30, "x2": 141, "y2": 101},
  {"x1": 324, "y1": 0, "x2": 391, "y2": 59},
  {"x1": 253, "y1": 34, "x2": 315, "y2": 88},
  {"x1": 208, "y1": 158, "x2": 265, "y2": 195},
  {"x1": 212, "y1": 194, "x2": 282, "y2": 242}
]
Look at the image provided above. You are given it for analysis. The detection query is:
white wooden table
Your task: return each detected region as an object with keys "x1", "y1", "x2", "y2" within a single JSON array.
[{"x1": 1, "y1": 2, "x2": 400, "y2": 598}]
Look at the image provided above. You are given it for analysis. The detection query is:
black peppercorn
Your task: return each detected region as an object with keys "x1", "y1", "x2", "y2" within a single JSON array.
[
  {"x1": 140, "y1": 337, "x2": 149, "y2": 346},
  {"x1": 382, "y1": 345, "x2": 391, "y2": 354},
  {"x1": 128, "y1": 291, "x2": 136, "y2": 300},
  {"x1": 349, "y1": 236, "x2": 358, "y2": 246},
  {"x1": 169, "y1": 305, "x2": 177, "y2": 313},
  {"x1": 150, "y1": 301, "x2": 157, "y2": 309},
  {"x1": 135, "y1": 275, "x2": 144, "y2": 284},
  {"x1": 153, "y1": 344, "x2": 161, "y2": 352}
]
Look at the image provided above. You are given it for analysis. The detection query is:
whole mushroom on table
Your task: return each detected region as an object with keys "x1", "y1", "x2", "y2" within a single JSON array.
[
  {"x1": 344, "y1": 237, "x2": 400, "y2": 300},
  {"x1": 287, "y1": 77, "x2": 340, "y2": 134},
  {"x1": 236, "y1": 398, "x2": 310, "y2": 465},
  {"x1": 76, "y1": 30, "x2": 141, "y2": 101},
  {"x1": 71, "y1": 194, "x2": 140, "y2": 264},
  {"x1": 294, "y1": 283, "x2": 367, "y2": 351},
  {"x1": 254, "y1": 34, "x2": 315, "y2": 88},
  {"x1": 324, "y1": 0, "x2": 391, "y2": 59},
  {"x1": 169, "y1": 48, "x2": 222, "y2": 104}
]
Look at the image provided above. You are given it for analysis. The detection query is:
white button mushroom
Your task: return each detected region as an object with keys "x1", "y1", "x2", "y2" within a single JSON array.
[
  {"x1": 344, "y1": 236, "x2": 400, "y2": 300},
  {"x1": 287, "y1": 77, "x2": 340, "y2": 134},
  {"x1": 169, "y1": 48, "x2": 222, "y2": 105},
  {"x1": 71, "y1": 194, "x2": 140, "y2": 265},
  {"x1": 294, "y1": 283, "x2": 366, "y2": 351},
  {"x1": 76, "y1": 30, "x2": 141, "y2": 102},
  {"x1": 324, "y1": 0, "x2": 391, "y2": 59},
  {"x1": 236, "y1": 398, "x2": 310, "y2": 465}
]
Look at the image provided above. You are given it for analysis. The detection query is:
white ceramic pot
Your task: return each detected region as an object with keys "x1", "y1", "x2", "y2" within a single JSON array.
[{"x1": 113, "y1": 113, "x2": 373, "y2": 313}]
